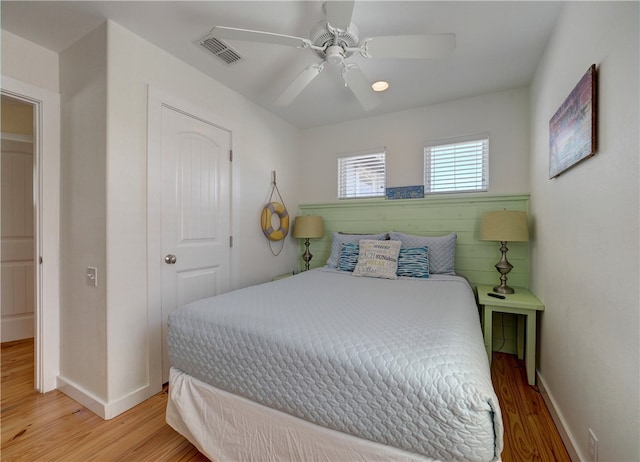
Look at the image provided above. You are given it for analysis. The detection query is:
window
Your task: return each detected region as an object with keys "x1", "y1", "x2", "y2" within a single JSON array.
[
  {"x1": 338, "y1": 149, "x2": 386, "y2": 199},
  {"x1": 424, "y1": 135, "x2": 489, "y2": 193}
]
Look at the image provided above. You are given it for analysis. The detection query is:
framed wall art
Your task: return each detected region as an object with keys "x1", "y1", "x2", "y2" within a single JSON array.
[{"x1": 549, "y1": 64, "x2": 597, "y2": 178}]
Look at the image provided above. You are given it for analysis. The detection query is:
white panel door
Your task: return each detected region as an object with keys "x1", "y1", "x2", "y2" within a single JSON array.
[
  {"x1": 161, "y1": 106, "x2": 231, "y2": 382},
  {"x1": 1, "y1": 140, "x2": 35, "y2": 342}
]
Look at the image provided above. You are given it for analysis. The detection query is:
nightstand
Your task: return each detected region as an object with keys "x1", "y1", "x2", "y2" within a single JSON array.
[{"x1": 477, "y1": 285, "x2": 544, "y2": 386}]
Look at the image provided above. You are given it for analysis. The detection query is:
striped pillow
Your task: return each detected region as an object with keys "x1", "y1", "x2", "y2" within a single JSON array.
[
  {"x1": 326, "y1": 232, "x2": 388, "y2": 268},
  {"x1": 338, "y1": 242, "x2": 360, "y2": 272},
  {"x1": 396, "y1": 247, "x2": 430, "y2": 278},
  {"x1": 389, "y1": 232, "x2": 456, "y2": 274}
]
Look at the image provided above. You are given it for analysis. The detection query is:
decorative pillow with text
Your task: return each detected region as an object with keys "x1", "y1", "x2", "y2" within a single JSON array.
[
  {"x1": 353, "y1": 239, "x2": 402, "y2": 280},
  {"x1": 326, "y1": 232, "x2": 388, "y2": 268}
]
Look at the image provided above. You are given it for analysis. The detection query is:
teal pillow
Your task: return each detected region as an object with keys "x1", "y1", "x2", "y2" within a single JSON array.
[
  {"x1": 338, "y1": 242, "x2": 360, "y2": 272},
  {"x1": 389, "y1": 232, "x2": 456, "y2": 274},
  {"x1": 326, "y1": 232, "x2": 388, "y2": 268},
  {"x1": 396, "y1": 247, "x2": 430, "y2": 278}
]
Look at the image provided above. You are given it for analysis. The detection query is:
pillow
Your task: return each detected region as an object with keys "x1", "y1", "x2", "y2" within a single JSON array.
[
  {"x1": 352, "y1": 239, "x2": 401, "y2": 280},
  {"x1": 396, "y1": 247, "x2": 430, "y2": 278},
  {"x1": 338, "y1": 242, "x2": 360, "y2": 272},
  {"x1": 326, "y1": 232, "x2": 388, "y2": 268},
  {"x1": 389, "y1": 232, "x2": 456, "y2": 275}
]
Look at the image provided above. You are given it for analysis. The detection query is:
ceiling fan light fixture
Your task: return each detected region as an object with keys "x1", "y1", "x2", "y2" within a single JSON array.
[
  {"x1": 326, "y1": 45, "x2": 345, "y2": 65},
  {"x1": 371, "y1": 80, "x2": 390, "y2": 92}
]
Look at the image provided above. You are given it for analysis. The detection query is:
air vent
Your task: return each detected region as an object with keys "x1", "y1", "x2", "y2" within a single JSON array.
[{"x1": 200, "y1": 37, "x2": 244, "y2": 65}]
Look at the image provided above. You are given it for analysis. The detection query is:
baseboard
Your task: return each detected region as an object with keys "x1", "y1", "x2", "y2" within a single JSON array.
[
  {"x1": 537, "y1": 371, "x2": 582, "y2": 461},
  {"x1": 57, "y1": 375, "x2": 108, "y2": 419},
  {"x1": 103, "y1": 384, "x2": 161, "y2": 420},
  {"x1": 57, "y1": 375, "x2": 159, "y2": 420},
  {"x1": 1, "y1": 313, "x2": 34, "y2": 342}
]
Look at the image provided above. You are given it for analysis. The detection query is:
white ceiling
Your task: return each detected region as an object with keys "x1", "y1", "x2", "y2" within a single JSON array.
[{"x1": 2, "y1": 1, "x2": 563, "y2": 129}]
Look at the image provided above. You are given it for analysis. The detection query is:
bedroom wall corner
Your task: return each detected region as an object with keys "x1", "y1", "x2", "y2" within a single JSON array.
[
  {"x1": 58, "y1": 22, "x2": 109, "y2": 404},
  {"x1": 529, "y1": 3, "x2": 639, "y2": 461},
  {"x1": 103, "y1": 21, "x2": 301, "y2": 412}
]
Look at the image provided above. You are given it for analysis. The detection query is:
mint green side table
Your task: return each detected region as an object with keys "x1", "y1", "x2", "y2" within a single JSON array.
[{"x1": 477, "y1": 285, "x2": 545, "y2": 386}]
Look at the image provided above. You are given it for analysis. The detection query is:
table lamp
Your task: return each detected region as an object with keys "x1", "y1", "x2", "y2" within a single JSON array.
[
  {"x1": 292, "y1": 215, "x2": 324, "y2": 271},
  {"x1": 480, "y1": 210, "x2": 529, "y2": 294}
]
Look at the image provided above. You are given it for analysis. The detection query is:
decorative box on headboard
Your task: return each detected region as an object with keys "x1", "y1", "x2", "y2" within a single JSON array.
[{"x1": 297, "y1": 193, "x2": 530, "y2": 289}]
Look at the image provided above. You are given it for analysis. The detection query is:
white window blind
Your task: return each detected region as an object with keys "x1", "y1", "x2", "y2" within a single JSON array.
[
  {"x1": 424, "y1": 135, "x2": 489, "y2": 193},
  {"x1": 338, "y1": 150, "x2": 386, "y2": 199}
]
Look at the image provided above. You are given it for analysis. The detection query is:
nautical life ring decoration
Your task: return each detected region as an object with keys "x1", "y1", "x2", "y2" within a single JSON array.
[
  {"x1": 262, "y1": 171, "x2": 288, "y2": 255},
  {"x1": 261, "y1": 201, "x2": 289, "y2": 241}
]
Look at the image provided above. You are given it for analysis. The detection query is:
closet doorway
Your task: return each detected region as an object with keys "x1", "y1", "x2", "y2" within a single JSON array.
[{"x1": 1, "y1": 77, "x2": 61, "y2": 393}]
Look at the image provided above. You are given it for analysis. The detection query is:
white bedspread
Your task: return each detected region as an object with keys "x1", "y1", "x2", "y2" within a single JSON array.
[{"x1": 168, "y1": 268, "x2": 503, "y2": 461}]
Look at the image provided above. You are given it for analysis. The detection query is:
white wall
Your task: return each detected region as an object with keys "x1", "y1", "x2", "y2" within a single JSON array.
[
  {"x1": 299, "y1": 88, "x2": 530, "y2": 203},
  {"x1": 59, "y1": 23, "x2": 109, "y2": 402},
  {"x1": 529, "y1": 3, "x2": 639, "y2": 461},
  {"x1": 1, "y1": 30, "x2": 59, "y2": 92}
]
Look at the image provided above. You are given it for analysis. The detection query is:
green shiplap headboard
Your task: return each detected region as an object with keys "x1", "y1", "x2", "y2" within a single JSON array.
[{"x1": 298, "y1": 194, "x2": 530, "y2": 289}]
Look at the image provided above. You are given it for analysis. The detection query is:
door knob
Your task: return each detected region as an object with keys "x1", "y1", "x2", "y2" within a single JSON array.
[{"x1": 164, "y1": 254, "x2": 177, "y2": 264}]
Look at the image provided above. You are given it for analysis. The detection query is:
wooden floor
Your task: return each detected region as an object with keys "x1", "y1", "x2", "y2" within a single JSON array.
[
  {"x1": 490, "y1": 351, "x2": 571, "y2": 461},
  {"x1": 2, "y1": 339, "x2": 570, "y2": 461}
]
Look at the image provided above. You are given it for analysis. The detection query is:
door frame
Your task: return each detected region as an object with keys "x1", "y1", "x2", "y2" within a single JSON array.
[
  {"x1": 1, "y1": 75, "x2": 61, "y2": 393},
  {"x1": 147, "y1": 86, "x2": 233, "y2": 385}
]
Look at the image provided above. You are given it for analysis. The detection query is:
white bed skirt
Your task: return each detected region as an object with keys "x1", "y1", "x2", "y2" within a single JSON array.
[{"x1": 166, "y1": 367, "x2": 439, "y2": 462}]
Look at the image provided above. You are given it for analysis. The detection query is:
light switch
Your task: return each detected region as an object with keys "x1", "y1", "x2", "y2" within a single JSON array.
[{"x1": 87, "y1": 267, "x2": 98, "y2": 287}]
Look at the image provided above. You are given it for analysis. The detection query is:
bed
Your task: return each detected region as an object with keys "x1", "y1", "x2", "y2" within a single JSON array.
[{"x1": 166, "y1": 233, "x2": 504, "y2": 462}]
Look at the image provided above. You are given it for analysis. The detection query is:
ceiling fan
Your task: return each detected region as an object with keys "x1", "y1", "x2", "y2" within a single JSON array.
[{"x1": 202, "y1": 1, "x2": 455, "y2": 111}]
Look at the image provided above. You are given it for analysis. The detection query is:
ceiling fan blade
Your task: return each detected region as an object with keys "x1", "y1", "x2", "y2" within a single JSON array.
[
  {"x1": 275, "y1": 63, "x2": 325, "y2": 106},
  {"x1": 342, "y1": 65, "x2": 381, "y2": 111},
  {"x1": 207, "y1": 26, "x2": 312, "y2": 48},
  {"x1": 363, "y1": 33, "x2": 456, "y2": 59},
  {"x1": 325, "y1": 0, "x2": 356, "y2": 30}
]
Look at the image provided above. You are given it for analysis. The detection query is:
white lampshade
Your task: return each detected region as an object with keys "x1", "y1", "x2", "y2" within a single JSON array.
[
  {"x1": 480, "y1": 210, "x2": 529, "y2": 242},
  {"x1": 292, "y1": 215, "x2": 324, "y2": 239}
]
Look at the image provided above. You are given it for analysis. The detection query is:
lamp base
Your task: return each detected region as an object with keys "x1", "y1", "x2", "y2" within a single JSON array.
[
  {"x1": 493, "y1": 284, "x2": 515, "y2": 295},
  {"x1": 493, "y1": 241, "x2": 515, "y2": 294},
  {"x1": 301, "y1": 238, "x2": 313, "y2": 271}
]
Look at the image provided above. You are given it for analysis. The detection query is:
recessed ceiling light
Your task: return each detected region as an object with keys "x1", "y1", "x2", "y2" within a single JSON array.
[{"x1": 371, "y1": 80, "x2": 390, "y2": 92}]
